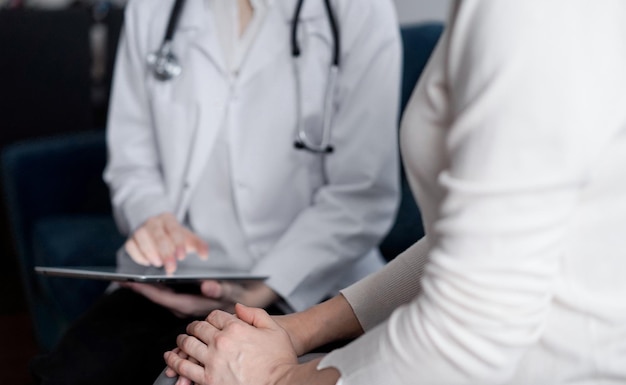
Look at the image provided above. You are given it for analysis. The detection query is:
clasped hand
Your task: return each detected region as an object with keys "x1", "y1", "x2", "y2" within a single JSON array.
[{"x1": 164, "y1": 304, "x2": 298, "y2": 385}]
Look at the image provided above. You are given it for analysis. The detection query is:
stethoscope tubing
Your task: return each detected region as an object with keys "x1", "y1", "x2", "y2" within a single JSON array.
[
  {"x1": 291, "y1": 0, "x2": 340, "y2": 66},
  {"x1": 291, "y1": 0, "x2": 339, "y2": 153},
  {"x1": 323, "y1": 0, "x2": 340, "y2": 66},
  {"x1": 163, "y1": 0, "x2": 186, "y2": 44}
]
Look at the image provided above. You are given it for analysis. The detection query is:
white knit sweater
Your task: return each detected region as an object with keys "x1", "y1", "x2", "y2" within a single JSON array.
[{"x1": 321, "y1": 1, "x2": 626, "y2": 383}]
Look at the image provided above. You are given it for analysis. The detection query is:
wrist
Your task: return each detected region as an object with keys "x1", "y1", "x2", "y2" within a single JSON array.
[
  {"x1": 278, "y1": 359, "x2": 340, "y2": 385},
  {"x1": 276, "y1": 294, "x2": 363, "y2": 356},
  {"x1": 305, "y1": 295, "x2": 363, "y2": 352},
  {"x1": 275, "y1": 312, "x2": 314, "y2": 356}
]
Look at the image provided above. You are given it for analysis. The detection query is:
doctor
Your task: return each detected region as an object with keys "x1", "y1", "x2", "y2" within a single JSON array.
[{"x1": 30, "y1": 0, "x2": 401, "y2": 384}]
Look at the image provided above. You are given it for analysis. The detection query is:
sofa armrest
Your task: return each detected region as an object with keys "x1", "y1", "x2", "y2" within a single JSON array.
[{"x1": 2, "y1": 130, "x2": 111, "y2": 253}]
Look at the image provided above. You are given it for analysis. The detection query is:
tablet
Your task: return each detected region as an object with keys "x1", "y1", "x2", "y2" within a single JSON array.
[{"x1": 34, "y1": 265, "x2": 267, "y2": 283}]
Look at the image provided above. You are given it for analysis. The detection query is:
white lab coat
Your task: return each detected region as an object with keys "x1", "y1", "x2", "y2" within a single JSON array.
[{"x1": 104, "y1": 0, "x2": 401, "y2": 311}]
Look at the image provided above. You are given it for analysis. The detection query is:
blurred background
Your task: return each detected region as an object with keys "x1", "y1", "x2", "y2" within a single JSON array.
[{"x1": 0, "y1": 0, "x2": 448, "y2": 383}]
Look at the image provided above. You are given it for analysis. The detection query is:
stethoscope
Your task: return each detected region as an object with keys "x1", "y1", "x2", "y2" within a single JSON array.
[{"x1": 146, "y1": 0, "x2": 340, "y2": 154}]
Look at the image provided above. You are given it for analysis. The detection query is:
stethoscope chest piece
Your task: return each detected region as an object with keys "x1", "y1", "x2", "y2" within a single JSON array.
[{"x1": 147, "y1": 42, "x2": 182, "y2": 81}]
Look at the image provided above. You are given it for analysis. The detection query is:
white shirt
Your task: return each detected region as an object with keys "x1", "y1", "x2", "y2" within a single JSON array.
[
  {"x1": 186, "y1": 0, "x2": 269, "y2": 271},
  {"x1": 321, "y1": 1, "x2": 626, "y2": 383},
  {"x1": 210, "y1": 0, "x2": 270, "y2": 75}
]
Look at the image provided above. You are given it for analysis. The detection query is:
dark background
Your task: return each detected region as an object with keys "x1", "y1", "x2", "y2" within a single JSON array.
[{"x1": 0, "y1": 4, "x2": 124, "y2": 384}]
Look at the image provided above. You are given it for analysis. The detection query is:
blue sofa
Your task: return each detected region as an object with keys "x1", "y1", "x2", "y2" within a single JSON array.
[{"x1": 2, "y1": 131, "x2": 125, "y2": 351}]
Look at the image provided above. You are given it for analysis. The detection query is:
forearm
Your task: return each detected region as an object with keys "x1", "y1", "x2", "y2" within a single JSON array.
[{"x1": 277, "y1": 294, "x2": 363, "y2": 356}]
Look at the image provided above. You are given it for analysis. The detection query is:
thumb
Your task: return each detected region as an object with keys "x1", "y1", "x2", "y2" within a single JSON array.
[
  {"x1": 235, "y1": 303, "x2": 276, "y2": 330},
  {"x1": 200, "y1": 280, "x2": 223, "y2": 299}
]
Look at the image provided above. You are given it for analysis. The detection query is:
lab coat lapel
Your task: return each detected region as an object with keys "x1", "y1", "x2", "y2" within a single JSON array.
[
  {"x1": 172, "y1": 2, "x2": 231, "y2": 215},
  {"x1": 237, "y1": 1, "x2": 288, "y2": 85},
  {"x1": 182, "y1": 0, "x2": 227, "y2": 75},
  {"x1": 176, "y1": 97, "x2": 225, "y2": 217}
]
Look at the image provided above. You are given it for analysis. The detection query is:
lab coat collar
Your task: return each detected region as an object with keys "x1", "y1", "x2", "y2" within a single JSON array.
[
  {"x1": 179, "y1": 0, "x2": 228, "y2": 74},
  {"x1": 174, "y1": 0, "x2": 326, "y2": 82},
  {"x1": 235, "y1": 3, "x2": 287, "y2": 84},
  {"x1": 174, "y1": 0, "x2": 324, "y2": 32},
  {"x1": 176, "y1": 0, "x2": 207, "y2": 31}
]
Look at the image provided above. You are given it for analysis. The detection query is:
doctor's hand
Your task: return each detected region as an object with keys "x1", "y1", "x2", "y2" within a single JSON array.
[
  {"x1": 164, "y1": 304, "x2": 300, "y2": 385},
  {"x1": 123, "y1": 280, "x2": 278, "y2": 318},
  {"x1": 125, "y1": 212, "x2": 209, "y2": 274},
  {"x1": 199, "y1": 280, "x2": 278, "y2": 314}
]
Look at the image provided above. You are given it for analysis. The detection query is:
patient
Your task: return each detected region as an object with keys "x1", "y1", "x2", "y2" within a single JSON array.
[{"x1": 160, "y1": 1, "x2": 626, "y2": 384}]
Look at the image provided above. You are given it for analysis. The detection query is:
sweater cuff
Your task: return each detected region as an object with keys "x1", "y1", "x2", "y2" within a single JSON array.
[{"x1": 340, "y1": 237, "x2": 429, "y2": 331}]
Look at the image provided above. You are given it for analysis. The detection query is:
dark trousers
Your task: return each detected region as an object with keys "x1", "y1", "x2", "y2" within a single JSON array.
[{"x1": 30, "y1": 288, "x2": 203, "y2": 385}]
